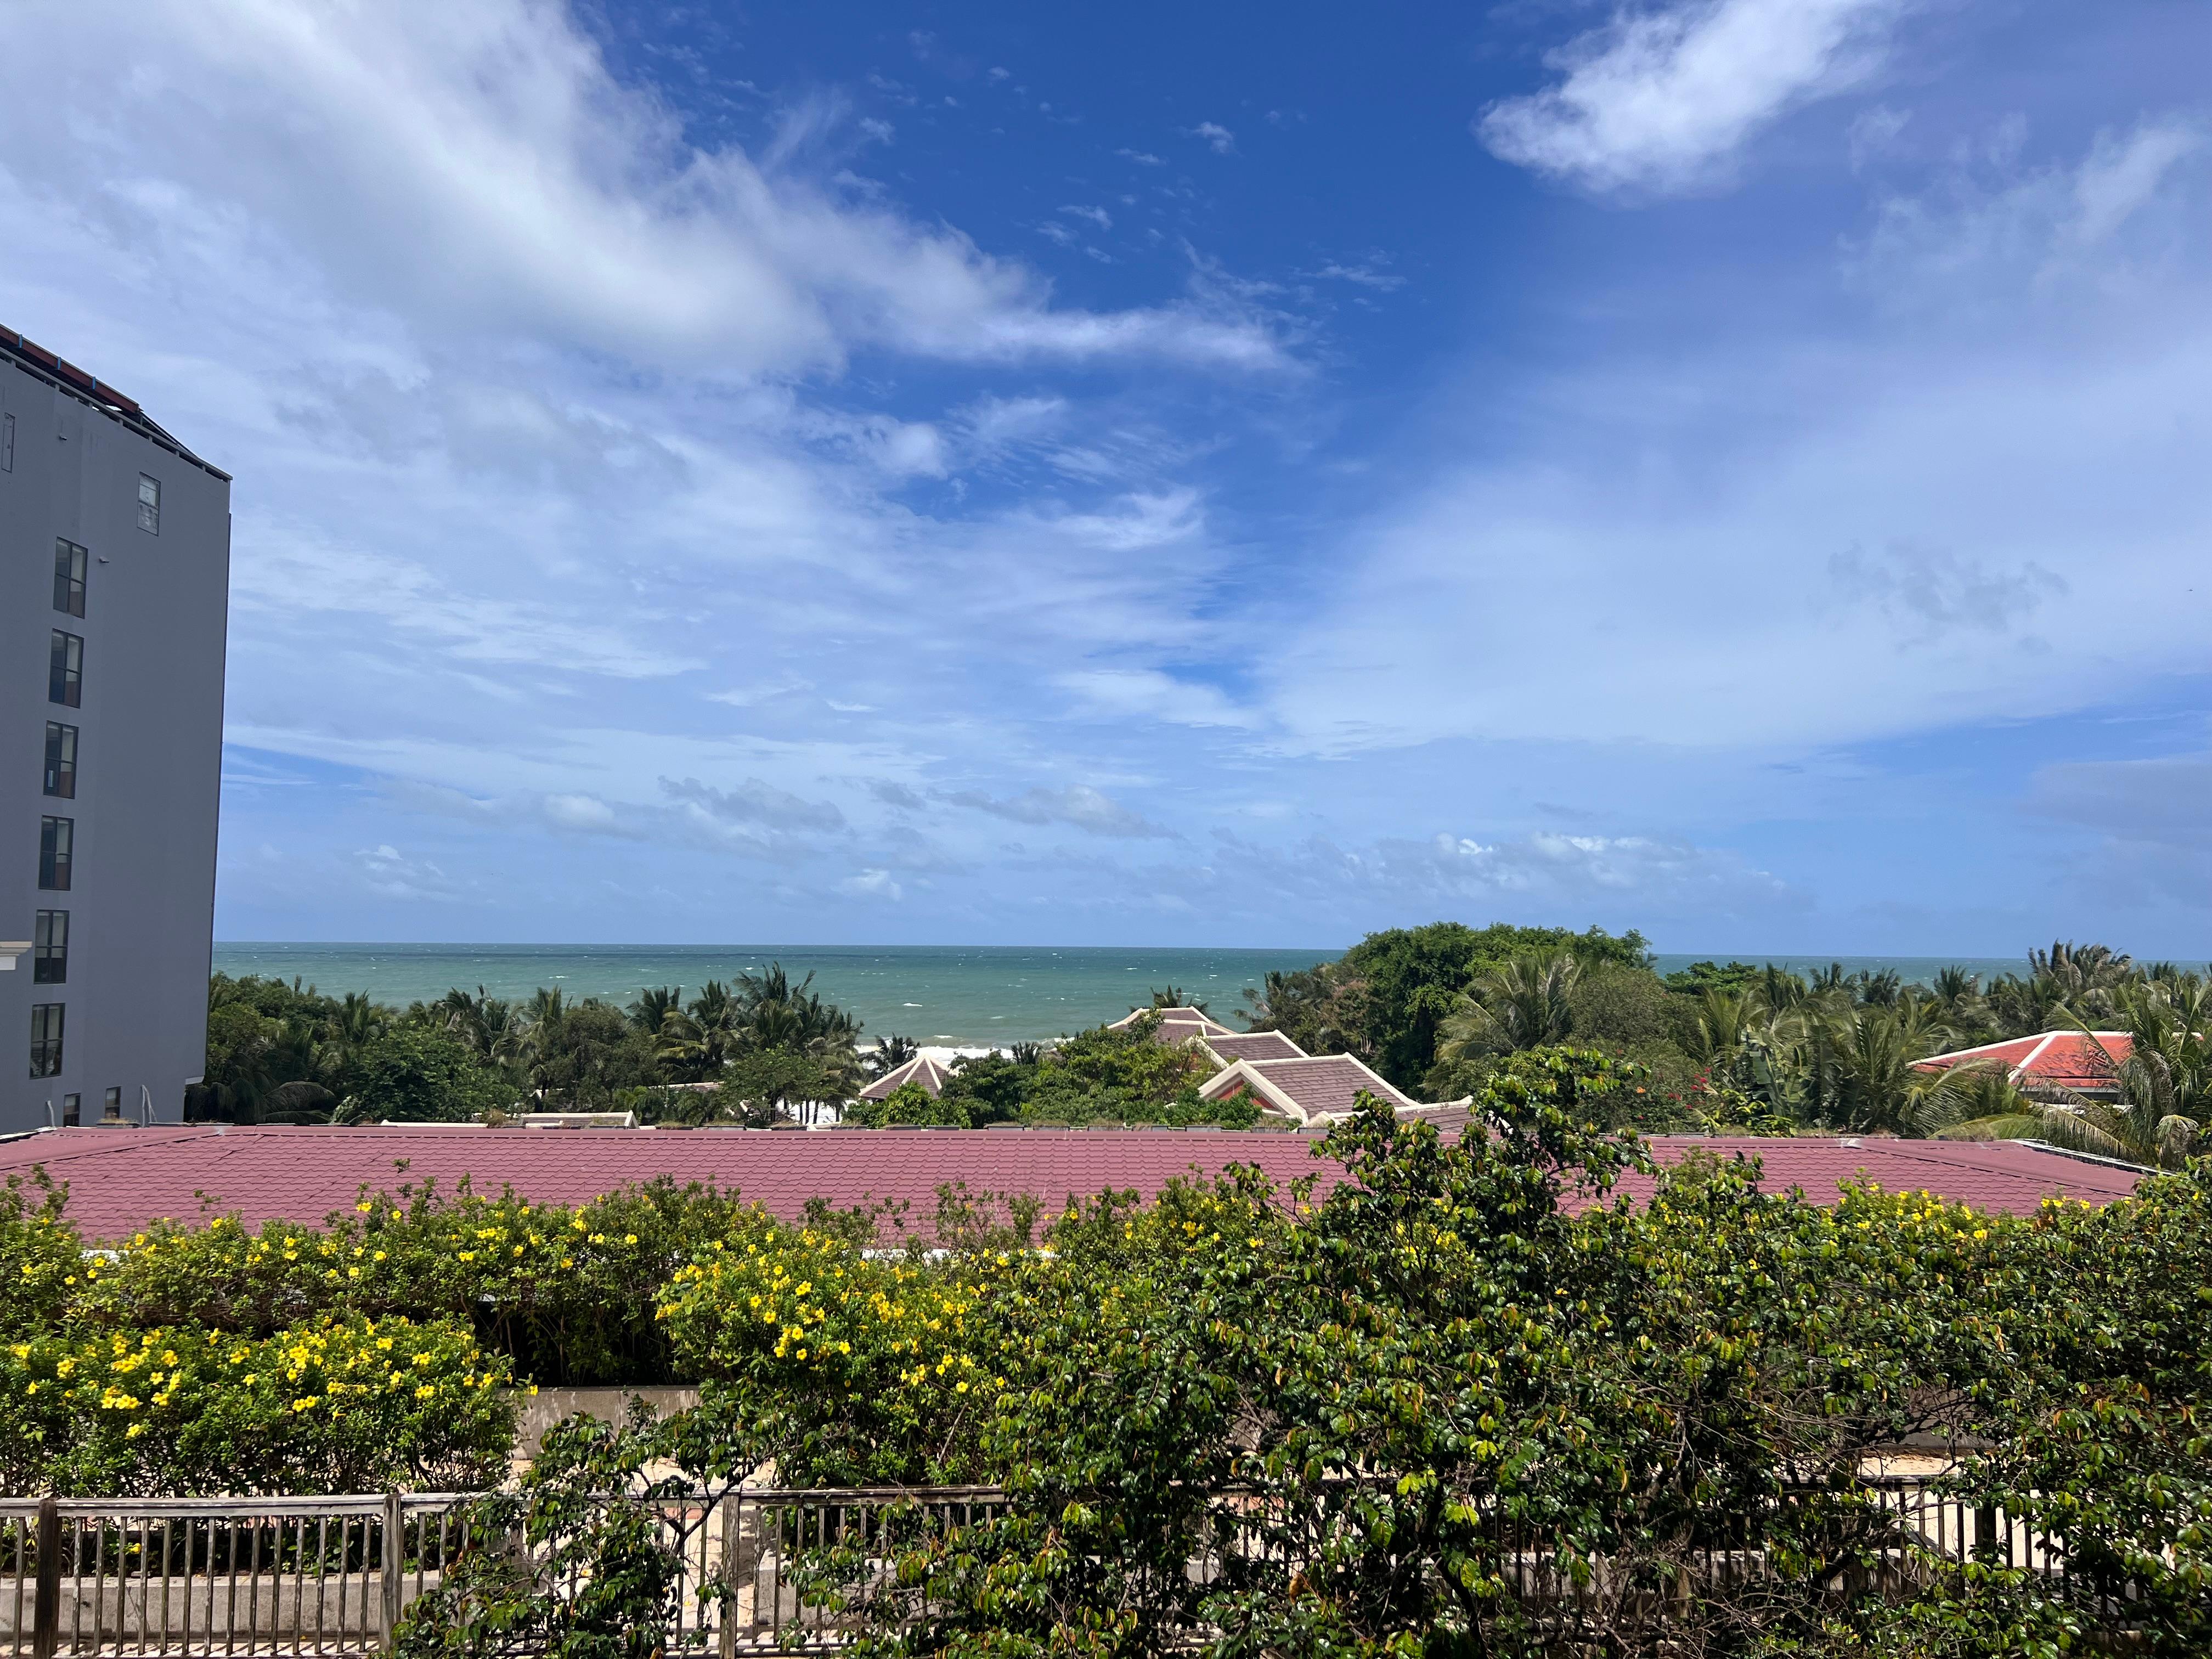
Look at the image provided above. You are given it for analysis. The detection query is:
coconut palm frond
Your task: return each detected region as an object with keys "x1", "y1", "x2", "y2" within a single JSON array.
[{"x1": 1932, "y1": 1113, "x2": 2048, "y2": 1143}]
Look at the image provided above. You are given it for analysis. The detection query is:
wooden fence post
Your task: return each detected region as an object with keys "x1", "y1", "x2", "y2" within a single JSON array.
[
  {"x1": 382, "y1": 1492, "x2": 404, "y2": 1649},
  {"x1": 31, "y1": 1496, "x2": 61, "y2": 1659}
]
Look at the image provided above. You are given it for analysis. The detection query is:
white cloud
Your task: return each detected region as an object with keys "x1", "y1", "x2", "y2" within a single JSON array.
[
  {"x1": 1054, "y1": 669, "x2": 1257, "y2": 729},
  {"x1": 1060, "y1": 204, "x2": 1113, "y2": 230},
  {"x1": 1308, "y1": 259, "x2": 1405, "y2": 291},
  {"x1": 837, "y1": 868, "x2": 905, "y2": 900},
  {"x1": 353, "y1": 843, "x2": 459, "y2": 901},
  {"x1": 1860, "y1": 119, "x2": 2206, "y2": 292},
  {"x1": 1, "y1": 0, "x2": 1291, "y2": 376},
  {"x1": 1116, "y1": 148, "x2": 1166, "y2": 167},
  {"x1": 1479, "y1": 0, "x2": 1916, "y2": 194},
  {"x1": 661, "y1": 776, "x2": 848, "y2": 833},
  {"x1": 1263, "y1": 117, "x2": 2212, "y2": 755},
  {"x1": 1190, "y1": 122, "x2": 1237, "y2": 155},
  {"x1": 946, "y1": 785, "x2": 1175, "y2": 840}
]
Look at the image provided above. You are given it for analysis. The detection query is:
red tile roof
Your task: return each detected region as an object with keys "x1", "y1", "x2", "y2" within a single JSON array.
[
  {"x1": 1109, "y1": 1007, "x2": 1234, "y2": 1041},
  {"x1": 1200, "y1": 1031, "x2": 1308, "y2": 1065},
  {"x1": 1911, "y1": 1031, "x2": 2134, "y2": 1092},
  {"x1": 857, "y1": 1054, "x2": 955, "y2": 1102},
  {"x1": 1199, "y1": 1053, "x2": 1426, "y2": 1122},
  {"x1": 0, "y1": 1125, "x2": 2140, "y2": 1242}
]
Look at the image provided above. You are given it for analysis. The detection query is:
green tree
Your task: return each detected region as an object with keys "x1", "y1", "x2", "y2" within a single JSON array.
[
  {"x1": 1244, "y1": 922, "x2": 1650, "y2": 1087},
  {"x1": 338, "y1": 1025, "x2": 520, "y2": 1122}
]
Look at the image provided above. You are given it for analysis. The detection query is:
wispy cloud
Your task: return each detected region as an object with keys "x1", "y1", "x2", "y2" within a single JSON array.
[
  {"x1": 1189, "y1": 122, "x2": 1237, "y2": 155},
  {"x1": 945, "y1": 785, "x2": 1177, "y2": 840},
  {"x1": 4, "y1": 0, "x2": 1292, "y2": 375},
  {"x1": 1479, "y1": 0, "x2": 1917, "y2": 194}
]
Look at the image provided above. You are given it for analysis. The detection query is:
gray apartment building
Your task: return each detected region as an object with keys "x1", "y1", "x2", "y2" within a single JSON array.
[{"x1": 1, "y1": 330, "x2": 229, "y2": 1133}]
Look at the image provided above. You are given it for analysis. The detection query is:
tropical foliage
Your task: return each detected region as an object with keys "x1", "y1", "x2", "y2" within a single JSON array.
[
  {"x1": 193, "y1": 963, "x2": 865, "y2": 1125},
  {"x1": 382, "y1": 1051, "x2": 2212, "y2": 1657},
  {"x1": 1249, "y1": 924, "x2": 2212, "y2": 1150}
]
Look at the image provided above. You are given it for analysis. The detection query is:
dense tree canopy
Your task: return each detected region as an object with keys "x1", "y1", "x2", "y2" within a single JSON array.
[{"x1": 390, "y1": 1051, "x2": 2212, "y2": 1657}]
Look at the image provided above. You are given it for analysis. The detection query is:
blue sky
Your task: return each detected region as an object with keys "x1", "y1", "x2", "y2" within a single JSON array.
[{"x1": 7, "y1": 0, "x2": 2209, "y2": 953}]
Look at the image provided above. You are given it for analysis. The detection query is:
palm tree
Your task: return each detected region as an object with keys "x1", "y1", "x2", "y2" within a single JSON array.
[
  {"x1": 656, "y1": 981, "x2": 739, "y2": 1081},
  {"x1": 1752, "y1": 966, "x2": 1810, "y2": 1015},
  {"x1": 1925, "y1": 1006, "x2": 2207, "y2": 1167},
  {"x1": 436, "y1": 986, "x2": 524, "y2": 1070},
  {"x1": 1679, "y1": 988, "x2": 1753, "y2": 1068},
  {"x1": 1147, "y1": 988, "x2": 1206, "y2": 1012},
  {"x1": 1989, "y1": 941, "x2": 2138, "y2": 1035},
  {"x1": 627, "y1": 985, "x2": 683, "y2": 1037},
  {"x1": 1439, "y1": 954, "x2": 1578, "y2": 1058},
  {"x1": 866, "y1": 1035, "x2": 919, "y2": 1077}
]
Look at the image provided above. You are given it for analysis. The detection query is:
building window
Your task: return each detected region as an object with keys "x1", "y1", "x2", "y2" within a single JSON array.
[
  {"x1": 33, "y1": 911, "x2": 68, "y2": 985},
  {"x1": 53, "y1": 539, "x2": 87, "y2": 617},
  {"x1": 44, "y1": 723, "x2": 77, "y2": 798},
  {"x1": 2, "y1": 412, "x2": 14, "y2": 471},
  {"x1": 137, "y1": 473, "x2": 161, "y2": 534},
  {"x1": 102, "y1": 1086, "x2": 123, "y2": 1122},
  {"x1": 30, "y1": 1006, "x2": 64, "y2": 1079},
  {"x1": 38, "y1": 816, "x2": 73, "y2": 890},
  {"x1": 61, "y1": 1093, "x2": 80, "y2": 1128},
  {"x1": 49, "y1": 630, "x2": 83, "y2": 707}
]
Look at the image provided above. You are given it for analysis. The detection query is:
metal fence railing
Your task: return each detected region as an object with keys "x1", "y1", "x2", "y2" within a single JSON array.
[{"x1": 0, "y1": 1477, "x2": 2082, "y2": 1658}]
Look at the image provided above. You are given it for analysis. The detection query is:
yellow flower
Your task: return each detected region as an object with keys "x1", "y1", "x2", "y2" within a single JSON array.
[{"x1": 357, "y1": 1201, "x2": 373, "y2": 1212}]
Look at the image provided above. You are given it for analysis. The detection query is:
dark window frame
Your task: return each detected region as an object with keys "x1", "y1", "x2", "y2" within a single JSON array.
[
  {"x1": 30, "y1": 1005, "x2": 65, "y2": 1080},
  {"x1": 53, "y1": 539, "x2": 87, "y2": 617},
  {"x1": 61, "y1": 1093, "x2": 80, "y2": 1128},
  {"x1": 33, "y1": 911, "x2": 68, "y2": 985},
  {"x1": 2, "y1": 411, "x2": 14, "y2": 472},
  {"x1": 38, "y1": 816, "x2": 73, "y2": 891},
  {"x1": 49, "y1": 630, "x2": 83, "y2": 708},
  {"x1": 137, "y1": 473, "x2": 161, "y2": 535},
  {"x1": 43, "y1": 723, "x2": 77, "y2": 799}
]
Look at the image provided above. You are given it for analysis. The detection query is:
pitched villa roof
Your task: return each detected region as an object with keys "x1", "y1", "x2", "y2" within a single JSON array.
[
  {"x1": 1109, "y1": 1006, "x2": 1235, "y2": 1040},
  {"x1": 1911, "y1": 1031, "x2": 2134, "y2": 1093},
  {"x1": 857, "y1": 1054, "x2": 956, "y2": 1102},
  {"x1": 0, "y1": 1124, "x2": 2142, "y2": 1240},
  {"x1": 1200, "y1": 1031, "x2": 1308, "y2": 1065},
  {"x1": 1198, "y1": 1053, "x2": 1435, "y2": 1126}
]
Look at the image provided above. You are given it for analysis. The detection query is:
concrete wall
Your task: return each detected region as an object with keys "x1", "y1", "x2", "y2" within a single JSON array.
[{"x1": 0, "y1": 352, "x2": 229, "y2": 1133}]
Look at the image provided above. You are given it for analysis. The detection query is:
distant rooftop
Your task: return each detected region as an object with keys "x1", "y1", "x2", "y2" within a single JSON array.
[
  {"x1": 0, "y1": 325, "x2": 228, "y2": 479},
  {"x1": 1912, "y1": 1031, "x2": 2134, "y2": 1094},
  {"x1": 857, "y1": 1053, "x2": 956, "y2": 1102},
  {"x1": 1199, "y1": 1052, "x2": 1438, "y2": 1125},
  {"x1": 0, "y1": 1124, "x2": 2144, "y2": 1240},
  {"x1": 1109, "y1": 1006, "x2": 1235, "y2": 1040}
]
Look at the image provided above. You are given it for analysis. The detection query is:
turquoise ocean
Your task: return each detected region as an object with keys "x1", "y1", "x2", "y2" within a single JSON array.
[{"x1": 212, "y1": 944, "x2": 2031, "y2": 1047}]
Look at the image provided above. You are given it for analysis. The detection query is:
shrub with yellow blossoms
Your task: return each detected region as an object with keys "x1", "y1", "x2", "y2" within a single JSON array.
[
  {"x1": 0, "y1": 1314, "x2": 511, "y2": 1494},
  {"x1": 657, "y1": 1225, "x2": 1016, "y2": 1484}
]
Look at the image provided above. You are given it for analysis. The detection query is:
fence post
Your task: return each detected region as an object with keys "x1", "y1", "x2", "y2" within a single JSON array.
[
  {"x1": 31, "y1": 1496, "x2": 61, "y2": 1659},
  {"x1": 718, "y1": 1497, "x2": 737, "y2": 1659},
  {"x1": 382, "y1": 1493, "x2": 404, "y2": 1649}
]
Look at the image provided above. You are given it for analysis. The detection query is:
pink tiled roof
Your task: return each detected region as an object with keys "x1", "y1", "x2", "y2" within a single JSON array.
[
  {"x1": 1199, "y1": 1053, "x2": 1423, "y2": 1121},
  {"x1": 1109, "y1": 1007, "x2": 1234, "y2": 1041},
  {"x1": 0, "y1": 1125, "x2": 2140, "y2": 1241},
  {"x1": 1912, "y1": 1031, "x2": 2134, "y2": 1092},
  {"x1": 1201, "y1": 1031, "x2": 1308, "y2": 1065},
  {"x1": 857, "y1": 1054, "x2": 955, "y2": 1102}
]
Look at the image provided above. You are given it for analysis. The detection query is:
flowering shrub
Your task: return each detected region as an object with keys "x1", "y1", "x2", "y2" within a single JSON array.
[
  {"x1": 66, "y1": 1178, "x2": 763, "y2": 1384},
  {"x1": 1, "y1": 1313, "x2": 512, "y2": 1494},
  {"x1": 0, "y1": 1171, "x2": 77, "y2": 1335},
  {"x1": 658, "y1": 1224, "x2": 1012, "y2": 1483}
]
